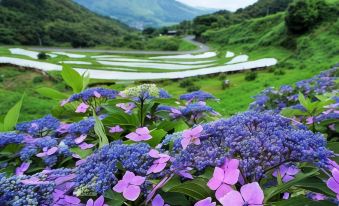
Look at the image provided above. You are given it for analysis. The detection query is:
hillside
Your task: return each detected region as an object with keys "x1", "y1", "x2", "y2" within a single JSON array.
[
  {"x1": 0, "y1": 0, "x2": 136, "y2": 47},
  {"x1": 73, "y1": 0, "x2": 212, "y2": 29}
]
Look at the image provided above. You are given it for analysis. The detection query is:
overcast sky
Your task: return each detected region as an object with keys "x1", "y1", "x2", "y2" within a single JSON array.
[{"x1": 177, "y1": 0, "x2": 258, "y2": 11}]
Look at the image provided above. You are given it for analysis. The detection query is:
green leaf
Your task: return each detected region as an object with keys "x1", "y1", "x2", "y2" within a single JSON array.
[
  {"x1": 3, "y1": 95, "x2": 24, "y2": 131},
  {"x1": 295, "y1": 176, "x2": 336, "y2": 197},
  {"x1": 168, "y1": 177, "x2": 213, "y2": 200},
  {"x1": 162, "y1": 176, "x2": 182, "y2": 192},
  {"x1": 146, "y1": 129, "x2": 167, "y2": 147},
  {"x1": 61, "y1": 65, "x2": 83, "y2": 93},
  {"x1": 264, "y1": 168, "x2": 319, "y2": 202},
  {"x1": 36, "y1": 87, "x2": 69, "y2": 100},
  {"x1": 82, "y1": 71, "x2": 90, "y2": 91},
  {"x1": 273, "y1": 196, "x2": 336, "y2": 206},
  {"x1": 327, "y1": 142, "x2": 339, "y2": 153},
  {"x1": 161, "y1": 192, "x2": 190, "y2": 206},
  {"x1": 94, "y1": 113, "x2": 109, "y2": 148},
  {"x1": 104, "y1": 190, "x2": 125, "y2": 206},
  {"x1": 280, "y1": 108, "x2": 307, "y2": 117},
  {"x1": 70, "y1": 147, "x2": 93, "y2": 159}
]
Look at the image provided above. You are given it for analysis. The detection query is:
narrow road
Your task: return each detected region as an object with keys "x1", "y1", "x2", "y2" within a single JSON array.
[{"x1": 29, "y1": 36, "x2": 210, "y2": 55}]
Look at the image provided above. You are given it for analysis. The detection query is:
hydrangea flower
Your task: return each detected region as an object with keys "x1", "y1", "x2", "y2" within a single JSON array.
[
  {"x1": 327, "y1": 168, "x2": 339, "y2": 200},
  {"x1": 122, "y1": 84, "x2": 160, "y2": 100},
  {"x1": 194, "y1": 197, "x2": 216, "y2": 206},
  {"x1": 219, "y1": 182, "x2": 264, "y2": 206},
  {"x1": 75, "y1": 102, "x2": 89, "y2": 113},
  {"x1": 152, "y1": 194, "x2": 169, "y2": 206},
  {"x1": 147, "y1": 149, "x2": 171, "y2": 175},
  {"x1": 116, "y1": 103, "x2": 136, "y2": 113},
  {"x1": 179, "y1": 91, "x2": 216, "y2": 102},
  {"x1": 68, "y1": 88, "x2": 118, "y2": 103},
  {"x1": 16, "y1": 115, "x2": 60, "y2": 137},
  {"x1": 113, "y1": 171, "x2": 146, "y2": 201},
  {"x1": 126, "y1": 127, "x2": 152, "y2": 142},
  {"x1": 15, "y1": 162, "x2": 30, "y2": 176},
  {"x1": 86, "y1": 195, "x2": 107, "y2": 206},
  {"x1": 181, "y1": 125, "x2": 203, "y2": 149},
  {"x1": 109, "y1": 125, "x2": 124, "y2": 133},
  {"x1": 207, "y1": 159, "x2": 240, "y2": 200},
  {"x1": 272, "y1": 165, "x2": 300, "y2": 182},
  {"x1": 0, "y1": 132, "x2": 25, "y2": 147}
]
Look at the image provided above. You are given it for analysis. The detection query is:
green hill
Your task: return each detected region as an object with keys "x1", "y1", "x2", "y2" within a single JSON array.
[
  {"x1": 0, "y1": 0, "x2": 136, "y2": 47},
  {"x1": 73, "y1": 0, "x2": 212, "y2": 28}
]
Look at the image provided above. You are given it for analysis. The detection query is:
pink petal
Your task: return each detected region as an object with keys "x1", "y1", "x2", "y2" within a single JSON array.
[
  {"x1": 152, "y1": 163, "x2": 167, "y2": 173},
  {"x1": 158, "y1": 156, "x2": 170, "y2": 164},
  {"x1": 193, "y1": 137, "x2": 201, "y2": 146},
  {"x1": 282, "y1": 175, "x2": 294, "y2": 183},
  {"x1": 191, "y1": 125, "x2": 203, "y2": 136},
  {"x1": 47, "y1": 147, "x2": 58, "y2": 156},
  {"x1": 126, "y1": 132, "x2": 142, "y2": 141},
  {"x1": 141, "y1": 134, "x2": 152, "y2": 141},
  {"x1": 240, "y1": 182, "x2": 264, "y2": 205},
  {"x1": 94, "y1": 195, "x2": 105, "y2": 206},
  {"x1": 79, "y1": 143, "x2": 94, "y2": 150},
  {"x1": 332, "y1": 168, "x2": 339, "y2": 183},
  {"x1": 152, "y1": 194, "x2": 165, "y2": 206},
  {"x1": 76, "y1": 103, "x2": 89, "y2": 113},
  {"x1": 86, "y1": 199, "x2": 94, "y2": 206},
  {"x1": 212, "y1": 167, "x2": 225, "y2": 182},
  {"x1": 219, "y1": 190, "x2": 244, "y2": 206},
  {"x1": 123, "y1": 171, "x2": 136, "y2": 182},
  {"x1": 283, "y1": 193, "x2": 290, "y2": 200},
  {"x1": 327, "y1": 177, "x2": 339, "y2": 194},
  {"x1": 181, "y1": 137, "x2": 191, "y2": 149},
  {"x1": 123, "y1": 185, "x2": 141, "y2": 201},
  {"x1": 147, "y1": 164, "x2": 157, "y2": 175},
  {"x1": 194, "y1": 197, "x2": 216, "y2": 206},
  {"x1": 55, "y1": 174, "x2": 76, "y2": 185},
  {"x1": 223, "y1": 168, "x2": 240, "y2": 185},
  {"x1": 75, "y1": 135, "x2": 87, "y2": 144},
  {"x1": 64, "y1": 195, "x2": 81, "y2": 204},
  {"x1": 215, "y1": 184, "x2": 233, "y2": 201},
  {"x1": 36, "y1": 152, "x2": 47, "y2": 158},
  {"x1": 207, "y1": 177, "x2": 222, "y2": 191},
  {"x1": 131, "y1": 176, "x2": 146, "y2": 186},
  {"x1": 224, "y1": 159, "x2": 239, "y2": 170},
  {"x1": 113, "y1": 180, "x2": 129, "y2": 193},
  {"x1": 94, "y1": 91, "x2": 102, "y2": 98},
  {"x1": 136, "y1": 127, "x2": 150, "y2": 135}
]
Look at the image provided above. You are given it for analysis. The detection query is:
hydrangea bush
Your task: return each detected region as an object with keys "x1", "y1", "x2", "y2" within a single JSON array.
[{"x1": 0, "y1": 66, "x2": 338, "y2": 206}]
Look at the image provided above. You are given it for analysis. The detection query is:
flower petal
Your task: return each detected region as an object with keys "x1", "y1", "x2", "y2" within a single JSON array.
[
  {"x1": 94, "y1": 195, "x2": 105, "y2": 206},
  {"x1": 219, "y1": 190, "x2": 244, "y2": 206},
  {"x1": 327, "y1": 177, "x2": 339, "y2": 194},
  {"x1": 113, "y1": 180, "x2": 128, "y2": 193},
  {"x1": 215, "y1": 184, "x2": 233, "y2": 202},
  {"x1": 207, "y1": 176, "x2": 222, "y2": 191},
  {"x1": 131, "y1": 176, "x2": 146, "y2": 186},
  {"x1": 152, "y1": 194, "x2": 165, "y2": 206},
  {"x1": 224, "y1": 168, "x2": 240, "y2": 185},
  {"x1": 240, "y1": 182, "x2": 264, "y2": 205},
  {"x1": 123, "y1": 185, "x2": 141, "y2": 201}
]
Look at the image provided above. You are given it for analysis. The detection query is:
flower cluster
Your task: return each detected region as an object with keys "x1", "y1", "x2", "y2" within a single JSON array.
[
  {"x1": 16, "y1": 115, "x2": 60, "y2": 137},
  {"x1": 68, "y1": 88, "x2": 118, "y2": 103},
  {"x1": 0, "y1": 132, "x2": 25, "y2": 147},
  {"x1": 179, "y1": 90, "x2": 216, "y2": 102},
  {"x1": 75, "y1": 141, "x2": 153, "y2": 195},
  {"x1": 250, "y1": 67, "x2": 338, "y2": 112},
  {"x1": 121, "y1": 84, "x2": 170, "y2": 101},
  {"x1": 168, "y1": 111, "x2": 332, "y2": 181}
]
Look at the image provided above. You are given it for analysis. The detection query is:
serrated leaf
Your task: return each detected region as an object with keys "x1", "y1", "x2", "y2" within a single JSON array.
[
  {"x1": 36, "y1": 87, "x2": 69, "y2": 100},
  {"x1": 61, "y1": 65, "x2": 83, "y2": 93},
  {"x1": 3, "y1": 95, "x2": 24, "y2": 131}
]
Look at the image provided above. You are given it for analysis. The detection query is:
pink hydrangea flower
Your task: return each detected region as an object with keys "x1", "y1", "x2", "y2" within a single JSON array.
[
  {"x1": 194, "y1": 197, "x2": 216, "y2": 206},
  {"x1": 219, "y1": 182, "x2": 264, "y2": 206},
  {"x1": 76, "y1": 103, "x2": 89, "y2": 113},
  {"x1": 93, "y1": 91, "x2": 102, "y2": 98},
  {"x1": 75, "y1": 134, "x2": 87, "y2": 144},
  {"x1": 113, "y1": 171, "x2": 146, "y2": 201},
  {"x1": 327, "y1": 168, "x2": 339, "y2": 200},
  {"x1": 86, "y1": 195, "x2": 108, "y2": 206},
  {"x1": 207, "y1": 159, "x2": 240, "y2": 201},
  {"x1": 152, "y1": 194, "x2": 169, "y2": 206},
  {"x1": 147, "y1": 149, "x2": 171, "y2": 175},
  {"x1": 60, "y1": 99, "x2": 69, "y2": 107},
  {"x1": 117, "y1": 103, "x2": 135, "y2": 113},
  {"x1": 15, "y1": 162, "x2": 30, "y2": 176},
  {"x1": 306, "y1": 117, "x2": 314, "y2": 125},
  {"x1": 272, "y1": 165, "x2": 300, "y2": 183},
  {"x1": 126, "y1": 127, "x2": 152, "y2": 142},
  {"x1": 79, "y1": 142, "x2": 95, "y2": 150},
  {"x1": 109, "y1": 125, "x2": 124, "y2": 133},
  {"x1": 181, "y1": 125, "x2": 203, "y2": 149},
  {"x1": 36, "y1": 147, "x2": 58, "y2": 158}
]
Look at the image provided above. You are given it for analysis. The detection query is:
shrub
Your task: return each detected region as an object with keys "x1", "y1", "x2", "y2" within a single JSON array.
[
  {"x1": 285, "y1": 0, "x2": 330, "y2": 34},
  {"x1": 187, "y1": 85, "x2": 201, "y2": 92},
  {"x1": 274, "y1": 69, "x2": 286, "y2": 75},
  {"x1": 245, "y1": 71, "x2": 257, "y2": 81},
  {"x1": 32, "y1": 76, "x2": 44, "y2": 84},
  {"x1": 37, "y1": 52, "x2": 48, "y2": 60},
  {"x1": 179, "y1": 79, "x2": 194, "y2": 88}
]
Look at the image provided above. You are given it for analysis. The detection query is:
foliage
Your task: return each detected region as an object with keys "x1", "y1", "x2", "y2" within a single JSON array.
[
  {"x1": 245, "y1": 71, "x2": 258, "y2": 81},
  {"x1": 37, "y1": 52, "x2": 48, "y2": 60}
]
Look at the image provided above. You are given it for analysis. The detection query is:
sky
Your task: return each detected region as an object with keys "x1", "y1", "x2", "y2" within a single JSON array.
[{"x1": 177, "y1": 0, "x2": 258, "y2": 11}]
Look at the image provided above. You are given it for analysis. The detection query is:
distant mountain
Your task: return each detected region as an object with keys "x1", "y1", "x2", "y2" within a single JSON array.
[
  {"x1": 0, "y1": 0, "x2": 135, "y2": 47},
  {"x1": 73, "y1": 0, "x2": 213, "y2": 29}
]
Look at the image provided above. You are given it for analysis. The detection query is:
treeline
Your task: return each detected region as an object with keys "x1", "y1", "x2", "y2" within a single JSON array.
[
  {"x1": 151, "y1": 0, "x2": 294, "y2": 39},
  {"x1": 0, "y1": 0, "x2": 139, "y2": 48}
]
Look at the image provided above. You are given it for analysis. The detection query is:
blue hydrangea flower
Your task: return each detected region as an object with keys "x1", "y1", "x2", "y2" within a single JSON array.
[
  {"x1": 179, "y1": 91, "x2": 216, "y2": 101},
  {"x1": 68, "y1": 88, "x2": 118, "y2": 103},
  {"x1": 16, "y1": 115, "x2": 60, "y2": 137},
  {"x1": 0, "y1": 132, "x2": 25, "y2": 147}
]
